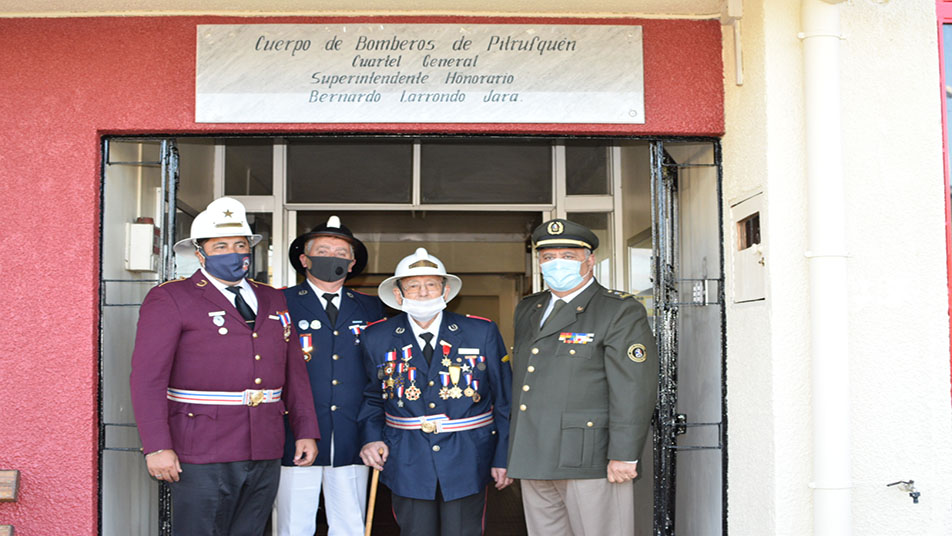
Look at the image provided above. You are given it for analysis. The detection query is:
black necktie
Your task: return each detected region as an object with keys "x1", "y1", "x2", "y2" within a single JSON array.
[
  {"x1": 542, "y1": 299, "x2": 566, "y2": 329},
  {"x1": 323, "y1": 293, "x2": 339, "y2": 327},
  {"x1": 419, "y1": 332, "x2": 435, "y2": 364},
  {"x1": 226, "y1": 286, "x2": 256, "y2": 330}
]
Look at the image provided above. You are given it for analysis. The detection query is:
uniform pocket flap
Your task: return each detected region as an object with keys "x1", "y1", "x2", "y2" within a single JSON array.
[
  {"x1": 170, "y1": 403, "x2": 218, "y2": 419},
  {"x1": 561, "y1": 410, "x2": 609, "y2": 429}
]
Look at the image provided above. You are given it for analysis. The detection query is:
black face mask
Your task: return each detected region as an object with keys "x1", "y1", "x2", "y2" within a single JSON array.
[{"x1": 306, "y1": 256, "x2": 351, "y2": 282}]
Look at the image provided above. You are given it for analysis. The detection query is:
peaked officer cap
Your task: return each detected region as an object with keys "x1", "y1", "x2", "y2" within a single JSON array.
[
  {"x1": 531, "y1": 218, "x2": 599, "y2": 251},
  {"x1": 377, "y1": 247, "x2": 462, "y2": 310},
  {"x1": 289, "y1": 215, "x2": 368, "y2": 278},
  {"x1": 172, "y1": 197, "x2": 262, "y2": 255}
]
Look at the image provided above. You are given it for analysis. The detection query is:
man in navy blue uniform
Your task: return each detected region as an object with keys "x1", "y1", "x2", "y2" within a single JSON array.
[
  {"x1": 358, "y1": 247, "x2": 513, "y2": 536},
  {"x1": 274, "y1": 216, "x2": 385, "y2": 536}
]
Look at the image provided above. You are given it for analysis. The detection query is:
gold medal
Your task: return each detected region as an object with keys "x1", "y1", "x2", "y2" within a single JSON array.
[
  {"x1": 472, "y1": 392, "x2": 481, "y2": 403},
  {"x1": 439, "y1": 387, "x2": 450, "y2": 400},
  {"x1": 441, "y1": 357, "x2": 452, "y2": 367},
  {"x1": 463, "y1": 387, "x2": 475, "y2": 397},
  {"x1": 449, "y1": 386, "x2": 463, "y2": 399},
  {"x1": 405, "y1": 385, "x2": 421, "y2": 401}
]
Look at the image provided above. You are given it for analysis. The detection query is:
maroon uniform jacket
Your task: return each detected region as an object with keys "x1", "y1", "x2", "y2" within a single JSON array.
[{"x1": 130, "y1": 270, "x2": 320, "y2": 464}]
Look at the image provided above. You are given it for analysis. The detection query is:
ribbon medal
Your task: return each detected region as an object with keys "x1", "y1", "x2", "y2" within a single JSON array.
[
  {"x1": 448, "y1": 365, "x2": 463, "y2": 399},
  {"x1": 439, "y1": 371, "x2": 451, "y2": 400},
  {"x1": 349, "y1": 322, "x2": 365, "y2": 344},
  {"x1": 277, "y1": 310, "x2": 292, "y2": 341},
  {"x1": 299, "y1": 333, "x2": 313, "y2": 362},
  {"x1": 395, "y1": 384, "x2": 405, "y2": 407},
  {"x1": 405, "y1": 367, "x2": 421, "y2": 401},
  {"x1": 463, "y1": 373, "x2": 475, "y2": 398},
  {"x1": 440, "y1": 340, "x2": 453, "y2": 368},
  {"x1": 401, "y1": 344, "x2": 413, "y2": 362},
  {"x1": 471, "y1": 379, "x2": 481, "y2": 402},
  {"x1": 477, "y1": 355, "x2": 487, "y2": 371}
]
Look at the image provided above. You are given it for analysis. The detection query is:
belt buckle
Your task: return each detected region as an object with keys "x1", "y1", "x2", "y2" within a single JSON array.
[
  {"x1": 420, "y1": 421, "x2": 437, "y2": 434},
  {"x1": 247, "y1": 390, "x2": 265, "y2": 407}
]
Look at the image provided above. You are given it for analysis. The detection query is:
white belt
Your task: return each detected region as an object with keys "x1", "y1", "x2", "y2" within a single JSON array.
[
  {"x1": 385, "y1": 410, "x2": 493, "y2": 434},
  {"x1": 167, "y1": 387, "x2": 282, "y2": 407}
]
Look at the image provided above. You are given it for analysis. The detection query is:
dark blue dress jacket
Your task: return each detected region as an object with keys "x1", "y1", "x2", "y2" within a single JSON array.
[
  {"x1": 281, "y1": 283, "x2": 384, "y2": 467},
  {"x1": 357, "y1": 311, "x2": 512, "y2": 501}
]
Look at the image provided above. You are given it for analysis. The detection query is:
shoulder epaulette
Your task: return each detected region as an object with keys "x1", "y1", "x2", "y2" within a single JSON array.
[
  {"x1": 347, "y1": 287, "x2": 372, "y2": 296},
  {"x1": 465, "y1": 314, "x2": 493, "y2": 323},
  {"x1": 604, "y1": 288, "x2": 635, "y2": 300},
  {"x1": 248, "y1": 278, "x2": 276, "y2": 289},
  {"x1": 158, "y1": 277, "x2": 186, "y2": 287},
  {"x1": 365, "y1": 317, "x2": 389, "y2": 328}
]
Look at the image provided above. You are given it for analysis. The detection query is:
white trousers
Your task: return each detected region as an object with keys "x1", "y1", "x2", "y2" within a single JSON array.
[{"x1": 274, "y1": 463, "x2": 370, "y2": 536}]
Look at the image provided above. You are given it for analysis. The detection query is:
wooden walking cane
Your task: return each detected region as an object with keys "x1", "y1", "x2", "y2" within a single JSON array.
[{"x1": 364, "y1": 448, "x2": 384, "y2": 536}]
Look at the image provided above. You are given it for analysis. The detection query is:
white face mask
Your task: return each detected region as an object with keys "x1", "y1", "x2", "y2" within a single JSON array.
[{"x1": 401, "y1": 295, "x2": 447, "y2": 323}]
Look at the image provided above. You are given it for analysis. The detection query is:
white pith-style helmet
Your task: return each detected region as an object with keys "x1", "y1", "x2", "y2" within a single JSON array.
[
  {"x1": 172, "y1": 197, "x2": 262, "y2": 255},
  {"x1": 377, "y1": 247, "x2": 462, "y2": 310}
]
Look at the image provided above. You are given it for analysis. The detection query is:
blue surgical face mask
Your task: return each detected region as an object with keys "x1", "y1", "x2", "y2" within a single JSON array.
[
  {"x1": 540, "y1": 258, "x2": 586, "y2": 292},
  {"x1": 201, "y1": 251, "x2": 250, "y2": 282}
]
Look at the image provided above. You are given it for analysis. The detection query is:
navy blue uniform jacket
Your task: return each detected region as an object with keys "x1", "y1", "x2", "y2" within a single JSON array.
[
  {"x1": 281, "y1": 283, "x2": 385, "y2": 467},
  {"x1": 358, "y1": 311, "x2": 512, "y2": 501}
]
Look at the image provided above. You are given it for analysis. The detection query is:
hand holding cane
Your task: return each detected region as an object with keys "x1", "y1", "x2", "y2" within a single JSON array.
[{"x1": 365, "y1": 447, "x2": 384, "y2": 536}]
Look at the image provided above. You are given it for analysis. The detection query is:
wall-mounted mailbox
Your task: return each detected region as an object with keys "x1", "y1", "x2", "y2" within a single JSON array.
[
  {"x1": 731, "y1": 193, "x2": 765, "y2": 302},
  {"x1": 125, "y1": 217, "x2": 159, "y2": 272}
]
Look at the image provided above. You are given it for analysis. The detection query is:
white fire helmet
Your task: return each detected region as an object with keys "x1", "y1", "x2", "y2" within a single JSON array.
[
  {"x1": 172, "y1": 197, "x2": 262, "y2": 255},
  {"x1": 377, "y1": 247, "x2": 462, "y2": 310}
]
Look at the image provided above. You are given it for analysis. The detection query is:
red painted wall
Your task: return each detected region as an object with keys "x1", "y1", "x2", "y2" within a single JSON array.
[{"x1": 0, "y1": 15, "x2": 722, "y2": 534}]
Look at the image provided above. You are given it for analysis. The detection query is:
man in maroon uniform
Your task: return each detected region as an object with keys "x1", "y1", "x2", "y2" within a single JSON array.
[{"x1": 130, "y1": 197, "x2": 319, "y2": 535}]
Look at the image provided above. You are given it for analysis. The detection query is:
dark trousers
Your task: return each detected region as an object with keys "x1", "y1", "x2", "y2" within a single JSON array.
[
  {"x1": 391, "y1": 485, "x2": 487, "y2": 536},
  {"x1": 169, "y1": 459, "x2": 280, "y2": 536}
]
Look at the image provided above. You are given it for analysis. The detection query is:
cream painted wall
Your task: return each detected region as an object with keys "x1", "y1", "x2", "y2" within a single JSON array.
[{"x1": 723, "y1": 1, "x2": 952, "y2": 534}]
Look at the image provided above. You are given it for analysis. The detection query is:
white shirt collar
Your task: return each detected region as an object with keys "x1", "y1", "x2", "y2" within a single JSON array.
[
  {"x1": 201, "y1": 267, "x2": 257, "y2": 312},
  {"x1": 407, "y1": 311, "x2": 442, "y2": 349},
  {"x1": 548, "y1": 277, "x2": 595, "y2": 306},
  {"x1": 307, "y1": 279, "x2": 341, "y2": 308}
]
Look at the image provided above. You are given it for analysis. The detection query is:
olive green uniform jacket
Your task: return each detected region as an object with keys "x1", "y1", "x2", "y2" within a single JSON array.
[{"x1": 507, "y1": 281, "x2": 658, "y2": 480}]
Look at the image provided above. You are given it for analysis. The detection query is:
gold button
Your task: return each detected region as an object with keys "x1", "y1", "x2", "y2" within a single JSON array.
[
  {"x1": 332, "y1": 354, "x2": 339, "y2": 360},
  {"x1": 254, "y1": 354, "x2": 261, "y2": 361},
  {"x1": 432, "y1": 445, "x2": 441, "y2": 452},
  {"x1": 187, "y1": 412, "x2": 194, "y2": 417},
  {"x1": 333, "y1": 330, "x2": 339, "y2": 336},
  {"x1": 569, "y1": 349, "x2": 576, "y2": 355},
  {"x1": 522, "y1": 385, "x2": 530, "y2": 392},
  {"x1": 332, "y1": 379, "x2": 339, "y2": 386},
  {"x1": 252, "y1": 333, "x2": 258, "y2": 339},
  {"x1": 527, "y1": 365, "x2": 536, "y2": 373},
  {"x1": 254, "y1": 378, "x2": 262, "y2": 384},
  {"x1": 330, "y1": 405, "x2": 337, "y2": 411},
  {"x1": 429, "y1": 402, "x2": 436, "y2": 409},
  {"x1": 428, "y1": 381, "x2": 435, "y2": 386},
  {"x1": 519, "y1": 404, "x2": 527, "y2": 411},
  {"x1": 586, "y1": 421, "x2": 594, "y2": 427},
  {"x1": 531, "y1": 348, "x2": 539, "y2": 355}
]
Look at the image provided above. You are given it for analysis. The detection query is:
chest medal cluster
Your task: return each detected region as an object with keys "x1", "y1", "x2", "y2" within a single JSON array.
[{"x1": 378, "y1": 340, "x2": 486, "y2": 405}]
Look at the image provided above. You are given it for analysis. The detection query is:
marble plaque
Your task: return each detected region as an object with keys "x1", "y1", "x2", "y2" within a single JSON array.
[{"x1": 196, "y1": 24, "x2": 644, "y2": 124}]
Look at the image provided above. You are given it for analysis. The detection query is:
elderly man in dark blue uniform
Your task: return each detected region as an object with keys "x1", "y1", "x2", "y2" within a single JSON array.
[
  {"x1": 274, "y1": 216, "x2": 385, "y2": 536},
  {"x1": 358, "y1": 247, "x2": 512, "y2": 536},
  {"x1": 130, "y1": 197, "x2": 319, "y2": 536}
]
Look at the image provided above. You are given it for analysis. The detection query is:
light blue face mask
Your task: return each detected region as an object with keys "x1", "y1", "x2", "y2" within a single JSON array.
[{"x1": 540, "y1": 258, "x2": 585, "y2": 292}]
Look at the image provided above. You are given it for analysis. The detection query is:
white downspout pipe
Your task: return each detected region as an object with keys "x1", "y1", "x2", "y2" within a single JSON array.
[{"x1": 800, "y1": 1, "x2": 851, "y2": 535}]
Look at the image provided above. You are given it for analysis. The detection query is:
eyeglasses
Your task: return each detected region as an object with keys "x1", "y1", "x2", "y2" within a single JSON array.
[{"x1": 400, "y1": 280, "x2": 444, "y2": 296}]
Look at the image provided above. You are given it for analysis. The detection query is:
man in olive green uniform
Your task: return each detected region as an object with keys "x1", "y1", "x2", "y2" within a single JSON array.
[{"x1": 507, "y1": 218, "x2": 659, "y2": 535}]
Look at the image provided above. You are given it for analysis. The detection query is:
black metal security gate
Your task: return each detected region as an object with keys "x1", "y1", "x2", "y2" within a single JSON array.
[{"x1": 650, "y1": 140, "x2": 727, "y2": 536}]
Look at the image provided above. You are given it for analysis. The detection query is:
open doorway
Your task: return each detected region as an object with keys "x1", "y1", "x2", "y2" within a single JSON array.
[{"x1": 99, "y1": 135, "x2": 725, "y2": 536}]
